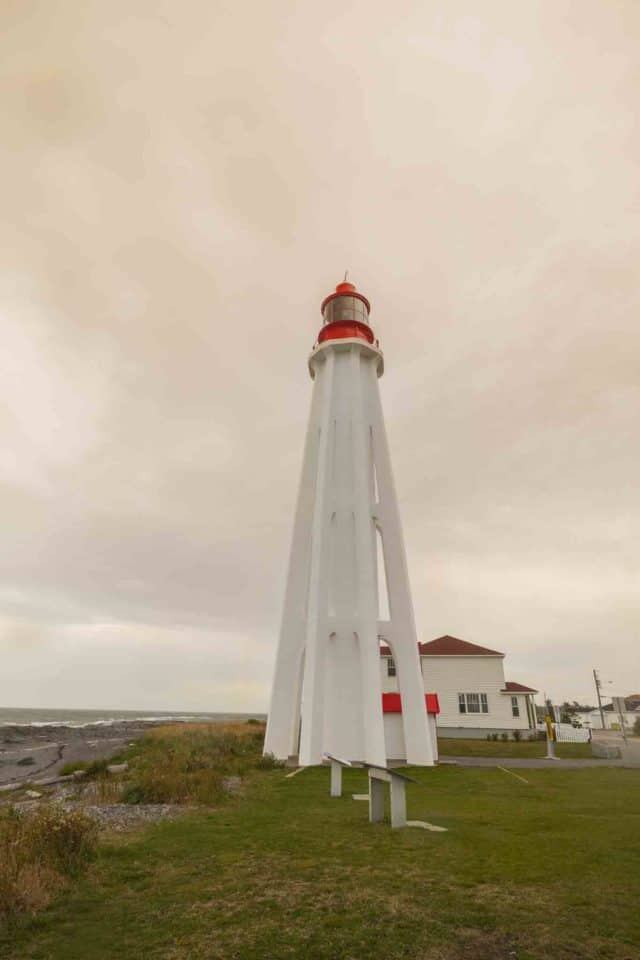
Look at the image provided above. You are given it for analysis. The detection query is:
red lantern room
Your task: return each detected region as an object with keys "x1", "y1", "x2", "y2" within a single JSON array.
[{"x1": 318, "y1": 280, "x2": 375, "y2": 346}]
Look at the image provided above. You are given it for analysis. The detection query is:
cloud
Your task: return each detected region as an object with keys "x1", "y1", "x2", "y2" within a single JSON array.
[{"x1": 0, "y1": 1, "x2": 638, "y2": 709}]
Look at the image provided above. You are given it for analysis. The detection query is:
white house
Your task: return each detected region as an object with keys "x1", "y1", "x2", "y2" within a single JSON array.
[
  {"x1": 586, "y1": 696, "x2": 640, "y2": 732},
  {"x1": 380, "y1": 635, "x2": 538, "y2": 739}
]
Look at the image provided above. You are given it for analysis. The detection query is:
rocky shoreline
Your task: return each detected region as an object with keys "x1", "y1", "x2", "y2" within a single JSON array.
[
  {"x1": 1, "y1": 719, "x2": 249, "y2": 833},
  {"x1": 0, "y1": 720, "x2": 176, "y2": 788}
]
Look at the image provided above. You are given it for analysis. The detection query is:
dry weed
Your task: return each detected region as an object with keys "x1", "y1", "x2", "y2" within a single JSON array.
[{"x1": 0, "y1": 805, "x2": 97, "y2": 920}]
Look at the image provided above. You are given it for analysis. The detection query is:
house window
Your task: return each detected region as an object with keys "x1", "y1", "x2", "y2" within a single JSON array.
[
  {"x1": 387, "y1": 658, "x2": 396, "y2": 677},
  {"x1": 466, "y1": 693, "x2": 480, "y2": 713},
  {"x1": 511, "y1": 696, "x2": 520, "y2": 718},
  {"x1": 458, "y1": 693, "x2": 489, "y2": 715}
]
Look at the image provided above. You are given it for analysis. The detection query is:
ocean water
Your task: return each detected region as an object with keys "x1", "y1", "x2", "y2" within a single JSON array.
[{"x1": 0, "y1": 707, "x2": 266, "y2": 728}]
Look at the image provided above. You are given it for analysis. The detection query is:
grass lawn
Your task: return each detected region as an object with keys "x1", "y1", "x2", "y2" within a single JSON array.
[
  {"x1": 437, "y1": 738, "x2": 592, "y2": 759},
  {"x1": 3, "y1": 764, "x2": 639, "y2": 960}
]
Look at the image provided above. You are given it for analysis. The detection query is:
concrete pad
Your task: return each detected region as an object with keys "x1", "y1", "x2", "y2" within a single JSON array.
[{"x1": 406, "y1": 820, "x2": 448, "y2": 832}]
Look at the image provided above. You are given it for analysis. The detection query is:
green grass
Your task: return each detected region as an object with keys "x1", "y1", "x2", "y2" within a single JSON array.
[
  {"x1": 3, "y1": 763, "x2": 639, "y2": 959},
  {"x1": 437, "y1": 737, "x2": 592, "y2": 758}
]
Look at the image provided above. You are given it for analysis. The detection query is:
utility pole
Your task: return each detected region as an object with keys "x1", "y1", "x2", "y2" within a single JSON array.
[
  {"x1": 593, "y1": 669, "x2": 605, "y2": 731},
  {"x1": 613, "y1": 697, "x2": 628, "y2": 744}
]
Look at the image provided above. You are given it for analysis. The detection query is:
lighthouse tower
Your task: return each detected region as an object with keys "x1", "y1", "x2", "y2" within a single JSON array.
[{"x1": 264, "y1": 280, "x2": 435, "y2": 767}]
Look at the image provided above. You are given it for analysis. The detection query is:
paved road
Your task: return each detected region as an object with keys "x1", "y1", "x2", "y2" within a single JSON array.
[{"x1": 618, "y1": 739, "x2": 640, "y2": 765}]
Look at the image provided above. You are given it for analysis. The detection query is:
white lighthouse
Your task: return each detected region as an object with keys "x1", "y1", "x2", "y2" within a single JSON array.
[{"x1": 265, "y1": 280, "x2": 435, "y2": 768}]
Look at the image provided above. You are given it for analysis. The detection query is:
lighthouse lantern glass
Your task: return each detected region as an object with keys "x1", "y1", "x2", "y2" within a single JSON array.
[{"x1": 322, "y1": 296, "x2": 369, "y2": 327}]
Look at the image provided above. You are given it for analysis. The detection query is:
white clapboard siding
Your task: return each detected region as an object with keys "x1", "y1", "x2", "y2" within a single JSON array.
[{"x1": 379, "y1": 653, "x2": 532, "y2": 730}]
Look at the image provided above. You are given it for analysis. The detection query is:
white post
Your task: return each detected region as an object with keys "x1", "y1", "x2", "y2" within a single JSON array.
[
  {"x1": 330, "y1": 761, "x2": 342, "y2": 797},
  {"x1": 389, "y1": 777, "x2": 407, "y2": 829},
  {"x1": 369, "y1": 777, "x2": 385, "y2": 823},
  {"x1": 545, "y1": 719, "x2": 557, "y2": 760}
]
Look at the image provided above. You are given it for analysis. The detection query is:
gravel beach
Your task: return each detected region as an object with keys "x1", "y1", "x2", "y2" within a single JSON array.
[{"x1": 0, "y1": 721, "x2": 158, "y2": 788}]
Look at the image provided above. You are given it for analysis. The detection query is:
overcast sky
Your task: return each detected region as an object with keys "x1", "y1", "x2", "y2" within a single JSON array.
[{"x1": 1, "y1": 1, "x2": 638, "y2": 712}]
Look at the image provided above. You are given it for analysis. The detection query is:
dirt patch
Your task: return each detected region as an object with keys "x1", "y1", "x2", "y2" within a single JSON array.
[
  {"x1": 472, "y1": 882, "x2": 553, "y2": 910},
  {"x1": 439, "y1": 929, "x2": 520, "y2": 959}
]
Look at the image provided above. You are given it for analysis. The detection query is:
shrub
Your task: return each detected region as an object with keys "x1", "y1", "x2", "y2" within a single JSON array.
[
  {"x1": 500, "y1": 732, "x2": 509, "y2": 742},
  {"x1": 84, "y1": 758, "x2": 112, "y2": 777},
  {"x1": 59, "y1": 757, "x2": 112, "y2": 778},
  {"x1": 255, "y1": 752, "x2": 284, "y2": 770},
  {"x1": 27, "y1": 807, "x2": 98, "y2": 876},
  {"x1": 0, "y1": 806, "x2": 98, "y2": 919},
  {"x1": 59, "y1": 760, "x2": 88, "y2": 776},
  {"x1": 124, "y1": 762, "x2": 224, "y2": 805},
  {"x1": 513, "y1": 730, "x2": 522, "y2": 742},
  {"x1": 122, "y1": 723, "x2": 271, "y2": 805}
]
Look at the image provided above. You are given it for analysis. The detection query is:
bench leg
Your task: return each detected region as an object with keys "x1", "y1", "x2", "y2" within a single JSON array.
[
  {"x1": 390, "y1": 778, "x2": 407, "y2": 829},
  {"x1": 330, "y1": 761, "x2": 342, "y2": 797},
  {"x1": 369, "y1": 778, "x2": 385, "y2": 823}
]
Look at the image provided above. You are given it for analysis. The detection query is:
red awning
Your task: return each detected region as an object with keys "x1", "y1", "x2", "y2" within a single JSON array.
[{"x1": 382, "y1": 692, "x2": 440, "y2": 715}]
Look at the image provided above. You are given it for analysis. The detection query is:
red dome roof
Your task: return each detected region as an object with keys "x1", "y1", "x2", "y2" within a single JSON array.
[{"x1": 320, "y1": 280, "x2": 371, "y2": 315}]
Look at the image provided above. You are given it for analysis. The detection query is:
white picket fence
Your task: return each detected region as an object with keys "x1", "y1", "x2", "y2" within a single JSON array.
[{"x1": 553, "y1": 723, "x2": 591, "y2": 743}]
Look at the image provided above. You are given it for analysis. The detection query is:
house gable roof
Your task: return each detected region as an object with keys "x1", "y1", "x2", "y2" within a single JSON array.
[
  {"x1": 418, "y1": 635, "x2": 505, "y2": 657},
  {"x1": 502, "y1": 681, "x2": 538, "y2": 694}
]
